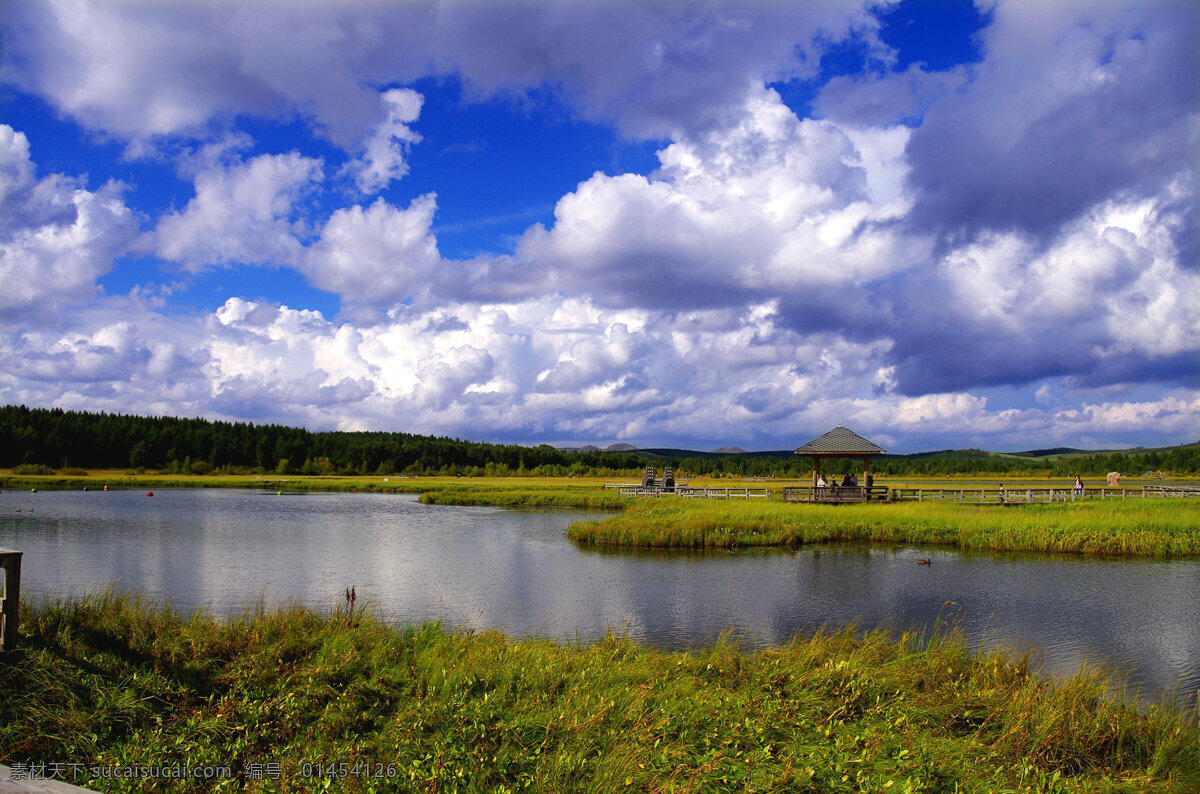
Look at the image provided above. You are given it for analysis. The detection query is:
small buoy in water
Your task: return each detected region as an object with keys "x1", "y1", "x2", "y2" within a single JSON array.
[
  {"x1": 30, "y1": 488, "x2": 37, "y2": 493},
  {"x1": 103, "y1": 485, "x2": 109, "y2": 491},
  {"x1": 277, "y1": 490, "x2": 283, "y2": 496},
  {"x1": 146, "y1": 491, "x2": 154, "y2": 497},
  {"x1": 83, "y1": 486, "x2": 89, "y2": 491}
]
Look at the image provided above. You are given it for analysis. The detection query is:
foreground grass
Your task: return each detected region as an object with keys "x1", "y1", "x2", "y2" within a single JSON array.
[
  {"x1": 568, "y1": 499, "x2": 1200, "y2": 556},
  {"x1": 2, "y1": 593, "x2": 1196, "y2": 792}
]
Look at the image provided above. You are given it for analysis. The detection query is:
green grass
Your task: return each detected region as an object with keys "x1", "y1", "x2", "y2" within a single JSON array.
[
  {"x1": 3, "y1": 592, "x2": 1196, "y2": 792},
  {"x1": 567, "y1": 499, "x2": 1200, "y2": 556}
]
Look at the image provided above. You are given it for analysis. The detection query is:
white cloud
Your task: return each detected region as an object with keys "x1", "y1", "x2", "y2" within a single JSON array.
[
  {"x1": 0, "y1": 125, "x2": 140, "y2": 319},
  {"x1": 0, "y1": 125, "x2": 37, "y2": 210},
  {"x1": 510, "y1": 87, "x2": 923, "y2": 313},
  {"x1": 155, "y1": 151, "x2": 323, "y2": 271},
  {"x1": 346, "y1": 88, "x2": 423, "y2": 194},
  {"x1": 3, "y1": 287, "x2": 1197, "y2": 451},
  {"x1": 1055, "y1": 394, "x2": 1200, "y2": 438},
  {"x1": 301, "y1": 194, "x2": 442, "y2": 314}
]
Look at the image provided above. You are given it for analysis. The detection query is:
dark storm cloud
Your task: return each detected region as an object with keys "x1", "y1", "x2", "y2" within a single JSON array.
[
  {"x1": 902, "y1": 1, "x2": 1198, "y2": 244},
  {"x1": 1067, "y1": 352, "x2": 1200, "y2": 391}
]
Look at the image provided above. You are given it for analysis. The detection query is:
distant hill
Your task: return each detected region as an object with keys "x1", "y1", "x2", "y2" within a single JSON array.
[
  {"x1": 711, "y1": 446, "x2": 748, "y2": 454},
  {"x1": 603, "y1": 443, "x2": 638, "y2": 452},
  {"x1": 1011, "y1": 441, "x2": 1200, "y2": 459},
  {"x1": 638, "y1": 448, "x2": 710, "y2": 459},
  {"x1": 892, "y1": 448, "x2": 1014, "y2": 460},
  {"x1": 557, "y1": 444, "x2": 600, "y2": 453},
  {"x1": 1011, "y1": 447, "x2": 1094, "y2": 458},
  {"x1": 637, "y1": 448, "x2": 759, "y2": 459}
]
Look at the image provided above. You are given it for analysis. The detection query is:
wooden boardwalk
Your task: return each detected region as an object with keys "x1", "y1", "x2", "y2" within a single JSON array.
[
  {"x1": 609, "y1": 482, "x2": 1199, "y2": 504},
  {"x1": 609, "y1": 484, "x2": 771, "y2": 499}
]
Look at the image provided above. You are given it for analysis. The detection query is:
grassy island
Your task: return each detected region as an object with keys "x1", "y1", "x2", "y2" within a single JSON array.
[
  {"x1": 2, "y1": 593, "x2": 1197, "y2": 792},
  {"x1": 567, "y1": 499, "x2": 1200, "y2": 557}
]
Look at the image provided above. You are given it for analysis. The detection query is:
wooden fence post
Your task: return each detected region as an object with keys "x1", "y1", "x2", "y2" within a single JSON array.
[{"x1": 0, "y1": 549, "x2": 21, "y2": 654}]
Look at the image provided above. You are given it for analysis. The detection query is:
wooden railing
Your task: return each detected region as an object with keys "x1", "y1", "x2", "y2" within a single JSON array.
[
  {"x1": 890, "y1": 486, "x2": 1200, "y2": 504},
  {"x1": 782, "y1": 486, "x2": 889, "y2": 503}
]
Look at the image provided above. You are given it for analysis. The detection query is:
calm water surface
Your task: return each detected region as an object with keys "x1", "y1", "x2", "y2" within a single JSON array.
[{"x1": 2, "y1": 488, "x2": 1197, "y2": 702}]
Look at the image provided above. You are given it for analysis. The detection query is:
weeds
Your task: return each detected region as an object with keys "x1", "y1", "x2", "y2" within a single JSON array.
[{"x1": 2, "y1": 593, "x2": 1197, "y2": 791}]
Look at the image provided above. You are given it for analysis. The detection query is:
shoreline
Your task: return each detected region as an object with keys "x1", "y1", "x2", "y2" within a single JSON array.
[{"x1": 5, "y1": 473, "x2": 1199, "y2": 557}]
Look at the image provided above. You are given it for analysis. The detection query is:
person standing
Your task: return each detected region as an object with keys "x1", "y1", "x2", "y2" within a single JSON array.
[{"x1": 1072, "y1": 474, "x2": 1084, "y2": 501}]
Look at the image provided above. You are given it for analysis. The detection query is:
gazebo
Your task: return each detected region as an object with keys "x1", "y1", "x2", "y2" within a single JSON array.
[{"x1": 794, "y1": 426, "x2": 885, "y2": 490}]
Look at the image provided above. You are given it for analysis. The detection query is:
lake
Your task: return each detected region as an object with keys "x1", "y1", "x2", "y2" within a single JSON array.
[{"x1": 2, "y1": 487, "x2": 1197, "y2": 703}]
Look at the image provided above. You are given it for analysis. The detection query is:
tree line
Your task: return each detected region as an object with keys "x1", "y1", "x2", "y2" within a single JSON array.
[{"x1": 1, "y1": 405, "x2": 1196, "y2": 478}]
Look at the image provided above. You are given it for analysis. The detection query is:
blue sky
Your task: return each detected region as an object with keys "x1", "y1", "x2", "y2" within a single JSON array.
[{"x1": 1, "y1": 0, "x2": 1196, "y2": 453}]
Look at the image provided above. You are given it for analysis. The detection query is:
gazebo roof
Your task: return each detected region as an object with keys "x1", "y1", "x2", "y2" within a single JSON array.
[{"x1": 794, "y1": 426, "x2": 885, "y2": 456}]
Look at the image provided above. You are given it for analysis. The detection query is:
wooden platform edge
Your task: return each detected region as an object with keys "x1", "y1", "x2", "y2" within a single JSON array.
[{"x1": 0, "y1": 766, "x2": 98, "y2": 794}]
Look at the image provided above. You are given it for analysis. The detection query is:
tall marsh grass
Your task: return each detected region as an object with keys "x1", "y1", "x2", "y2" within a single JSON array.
[
  {"x1": 2, "y1": 592, "x2": 1196, "y2": 792},
  {"x1": 567, "y1": 499, "x2": 1200, "y2": 556}
]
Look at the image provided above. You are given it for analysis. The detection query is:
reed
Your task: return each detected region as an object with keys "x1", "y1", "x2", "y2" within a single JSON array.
[
  {"x1": 2, "y1": 592, "x2": 1196, "y2": 792},
  {"x1": 416, "y1": 485, "x2": 625, "y2": 510},
  {"x1": 567, "y1": 499, "x2": 1200, "y2": 556}
]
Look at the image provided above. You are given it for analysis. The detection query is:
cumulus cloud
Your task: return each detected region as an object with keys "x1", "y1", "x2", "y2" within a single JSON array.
[
  {"x1": 885, "y1": 191, "x2": 1200, "y2": 395},
  {"x1": 301, "y1": 194, "x2": 442, "y2": 315},
  {"x1": 155, "y1": 151, "x2": 323, "y2": 271},
  {"x1": 0, "y1": 125, "x2": 140, "y2": 319},
  {"x1": 509, "y1": 86, "x2": 921, "y2": 315},
  {"x1": 5, "y1": 290, "x2": 1193, "y2": 450}
]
